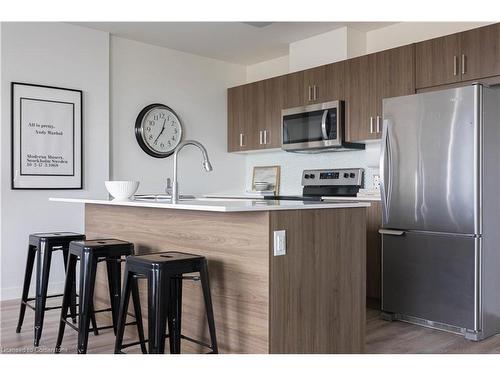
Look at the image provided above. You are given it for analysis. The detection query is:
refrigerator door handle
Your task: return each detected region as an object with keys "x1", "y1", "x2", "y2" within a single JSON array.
[
  {"x1": 380, "y1": 118, "x2": 392, "y2": 224},
  {"x1": 378, "y1": 229, "x2": 405, "y2": 236}
]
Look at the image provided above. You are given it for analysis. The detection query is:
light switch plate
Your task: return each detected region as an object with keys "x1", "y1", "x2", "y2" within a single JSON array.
[
  {"x1": 373, "y1": 174, "x2": 381, "y2": 190},
  {"x1": 273, "y1": 230, "x2": 286, "y2": 256}
]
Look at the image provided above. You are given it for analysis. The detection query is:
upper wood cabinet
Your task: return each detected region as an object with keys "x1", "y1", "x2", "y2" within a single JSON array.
[
  {"x1": 227, "y1": 76, "x2": 285, "y2": 152},
  {"x1": 228, "y1": 23, "x2": 500, "y2": 151},
  {"x1": 263, "y1": 76, "x2": 286, "y2": 149},
  {"x1": 416, "y1": 23, "x2": 500, "y2": 89},
  {"x1": 415, "y1": 33, "x2": 461, "y2": 88},
  {"x1": 346, "y1": 54, "x2": 376, "y2": 142},
  {"x1": 284, "y1": 62, "x2": 345, "y2": 108},
  {"x1": 227, "y1": 85, "x2": 247, "y2": 152},
  {"x1": 460, "y1": 23, "x2": 500, "y2": 81},
  {"x1": 346, "y1": 44, "x2": 415, "y2": 142}
]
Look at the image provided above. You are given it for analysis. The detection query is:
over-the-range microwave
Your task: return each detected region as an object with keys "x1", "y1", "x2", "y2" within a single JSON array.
[{"x1": 281, "y1": 100, "x2": 365, "y2": 152}]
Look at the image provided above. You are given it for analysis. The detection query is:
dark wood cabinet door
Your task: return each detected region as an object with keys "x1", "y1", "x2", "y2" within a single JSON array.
[
  {"x1": 248, "y1": 80, "x2": 266, "y2": 149},
  {"x1": 324, "y1": 60, "x2": 346, "y2": 101},
  {"x1": 415, "y1": 33, "x2": 461, "y2": 89},
  {"x1": 284, "y1": 71, "x2": 305, "y2": 109},
  {"x1": 346, "y1": 54, "x2": 376, "y2": 142},
  {"x1": 375, "y1": 44, "x2": 416, "y2": 118},
  {"x1": 264, "y1": 76, "x2": 286, "y2": 149},
  {"x1": 227, "y1": 85, "x2": 245, "y2": 152},
  {"x1": 303, "y1": 65, "x2": 326, "y2": 103},
  {"x1": 461, "y1": 23, "x2": 500, "y2": 81}
]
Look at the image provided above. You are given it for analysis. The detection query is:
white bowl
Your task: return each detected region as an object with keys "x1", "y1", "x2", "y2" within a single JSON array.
[
  {"x1": 254, "y1": 182, "x2": 270, "y2": 191},
  {"x1": 105, "y1": 181, "x2": 140, "y2": 200}
]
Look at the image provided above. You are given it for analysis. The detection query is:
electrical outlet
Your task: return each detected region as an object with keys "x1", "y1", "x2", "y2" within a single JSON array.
[
  {"x1": 373, "y1": 174, "x2": 381, "y2": 190},
  {"x1": 273, "y1": 230, "x2": 286, "y2": 256}
]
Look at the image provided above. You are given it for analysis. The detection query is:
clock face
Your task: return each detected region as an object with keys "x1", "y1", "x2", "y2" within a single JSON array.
[{"x1": 135, "y1": 104, "x2": 183, "y2": 158}]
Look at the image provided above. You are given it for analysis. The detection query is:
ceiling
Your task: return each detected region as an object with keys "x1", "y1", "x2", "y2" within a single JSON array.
[{"x1": 72, "y1": 22, "x2": 394, "y2": 65}]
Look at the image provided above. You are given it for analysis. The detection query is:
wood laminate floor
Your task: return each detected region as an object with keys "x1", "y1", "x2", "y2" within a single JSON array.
[{"x1": 1, "y1": 298, "x2": 500, "y2": 354}]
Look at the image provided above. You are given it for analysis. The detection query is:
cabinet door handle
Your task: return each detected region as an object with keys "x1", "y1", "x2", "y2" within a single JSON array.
[
  {"x1": 462, "y1": 54, "x2": 466, "y2": 75},
  {"x1": 369, "y1": 116, "x2": 374, "y2": 134},
  {"x1": 239, "y1": 133, "x2": 245, "y2": 147},
  {"x1": 264, "y1": 130, "x2": 268, "y2": 144},
  {"x1": 376, "y1": 116, "x2": 381, "y2": 133},
  {"x1": 259, "y1": 130, "x2": 263, "y2": 145},
  {"x1": 313, "y1": 85, "x2": 317, "y2": 101},
  {"x1": 453, "y1": 55, "x2": 458, "y2": 76},
  {"x1": 308, "y1": 85, "x2": 312, "y2": 101}
]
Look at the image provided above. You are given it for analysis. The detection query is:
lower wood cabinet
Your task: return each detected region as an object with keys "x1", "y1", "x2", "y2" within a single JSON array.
[{"x1": 366, "y1": 201, "x2": 382, "y2": 303}]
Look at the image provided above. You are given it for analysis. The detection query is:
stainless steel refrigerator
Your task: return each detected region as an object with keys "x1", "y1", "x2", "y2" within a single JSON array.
[{"x1": 380, "y1": 84, "x2": 500, "y2": 341}]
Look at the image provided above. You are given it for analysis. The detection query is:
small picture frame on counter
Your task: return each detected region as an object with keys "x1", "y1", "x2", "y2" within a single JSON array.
[
  {"x1": 252, "y1": 165, "x2": 280, "y2": 195},
  {"x1": 11, "y1": 82, "x2": 83, "y2": 189}
]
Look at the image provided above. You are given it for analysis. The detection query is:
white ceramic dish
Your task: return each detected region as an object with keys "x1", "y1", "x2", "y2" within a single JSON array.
[
  {"x1": 105, "y1": 181, "x2": 140, "y2": 200},
  {"x1": 254, "y1": 182, "x2": 270, "y2": 191}
]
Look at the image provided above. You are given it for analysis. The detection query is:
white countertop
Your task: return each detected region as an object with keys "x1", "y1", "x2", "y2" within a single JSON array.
[{"x1": 49, "y1": 197, "x2": 370, "y2": 213}]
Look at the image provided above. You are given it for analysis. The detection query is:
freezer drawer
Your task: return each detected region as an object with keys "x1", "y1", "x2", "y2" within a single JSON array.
[{"x1": 382, "y1": 231, "x2": 478, "y2": 330}]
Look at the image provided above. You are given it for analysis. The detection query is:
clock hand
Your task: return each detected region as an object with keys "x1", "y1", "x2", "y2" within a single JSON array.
[{"x1": 154, "y1": 119, "x2": 167, "y2": 143}]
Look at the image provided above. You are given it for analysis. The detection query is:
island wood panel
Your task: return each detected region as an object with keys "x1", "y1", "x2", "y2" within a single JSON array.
[
  {"x1": 85, "y1": 204, "x2": 270, "y2": 354},
  {"x1": 269, "y1": 207, "x2": 366, "y2": 353}
]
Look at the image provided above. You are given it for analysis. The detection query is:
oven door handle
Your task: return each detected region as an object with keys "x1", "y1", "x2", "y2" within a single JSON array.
[{"x1": 321, "y1": 110, "x2": 329, "y2": 140}]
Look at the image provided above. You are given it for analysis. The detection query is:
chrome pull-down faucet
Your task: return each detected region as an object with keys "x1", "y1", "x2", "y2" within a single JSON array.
[{"x1": 172, "y1": 140, "x2": 213, "y2": 204}]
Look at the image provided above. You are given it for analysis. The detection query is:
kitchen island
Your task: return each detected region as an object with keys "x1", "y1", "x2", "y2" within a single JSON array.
[{"x1": 50, "y1": 197, "x2": 369, "y2": 353}]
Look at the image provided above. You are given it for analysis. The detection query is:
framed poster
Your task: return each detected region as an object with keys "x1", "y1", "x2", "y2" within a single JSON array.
[{"x1": 11, "y1": 82, "x2": 82, "y2": 189}]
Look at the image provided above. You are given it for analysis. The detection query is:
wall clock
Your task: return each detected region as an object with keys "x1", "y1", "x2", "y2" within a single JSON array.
[{"x1": 135, "y1": 103, "x2": 183, "y2": 158}]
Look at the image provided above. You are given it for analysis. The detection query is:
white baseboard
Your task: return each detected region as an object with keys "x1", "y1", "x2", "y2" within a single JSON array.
[{"x1": 0, "y1": 282, "x2": 65, "y2": 302}]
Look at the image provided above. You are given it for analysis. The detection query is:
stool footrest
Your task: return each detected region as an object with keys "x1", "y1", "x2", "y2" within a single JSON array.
[
  {"x1": 179, "y1": 334, "x2": 213, "y2": 350},
  {"x1": 120, "y1": 339, "x2": 149, "y2": 350}
]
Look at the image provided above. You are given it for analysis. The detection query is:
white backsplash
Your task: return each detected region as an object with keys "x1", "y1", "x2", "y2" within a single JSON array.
[{"x1": 245, "y1": 141, "x2": 381, "y2": 195}]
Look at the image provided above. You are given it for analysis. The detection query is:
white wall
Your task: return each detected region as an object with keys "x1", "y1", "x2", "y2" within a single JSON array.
[
  {"x1": 0, "y1": 23, "x2": 110, "y2": 300},
  {"x1": 366, "y1": 22, "x2": 491, "y2": 53},
  {"x1": 289, "y1": 27, "x2": 351, "y2": 72},
  {"x1": 245, "y1": 143, "x2": 381, "y2": 196},
  {"x1": 246, "y1": 55, "x2": 289, "y2": 83},
  {"x1": 110, "y1": 36, "x2": 247, "y2": 195}
]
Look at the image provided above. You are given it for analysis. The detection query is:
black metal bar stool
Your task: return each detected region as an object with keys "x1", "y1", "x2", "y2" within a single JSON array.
[
  {"x1": 55, "y1": 239, "x2": 147, "y2": 354},
  {"x1": 114, "y1": 251, "x2": 218, "y2": 354},
  {"x1": 16, "y1": 232, "x2": 88, "y2": 347}
]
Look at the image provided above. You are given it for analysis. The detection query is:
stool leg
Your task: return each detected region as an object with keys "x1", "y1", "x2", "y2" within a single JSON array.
[
  {"x1": 147, "y1": 270, "x2": 169, "y2": 354},
  {"x1": 106, "y1": 257, "x2": 121, "y2": 335},
  {"x1": 168, "y1": 276, "x2": 182, "y2": 354},
  {"x1": 200, "y1": 260, "x2": 218, "y2": 354},
  {"x1": 114, "y1": 264, "x2": 132, "y2": 354},
  {"x1": 77, "y1": 252, "x2": 98, "y2": 354},
  {"x1": 90, "y1": 303, "x2": 99, "y2": 336},
  {"x1": 34, "y1": 240, "x2": 53, "y2": 347},
  {"x1": 131, "y1": 277, "x2": 147, "y2": 354},
  {"x1": 16, "y1": 245, "x2": 36, "y2": 333},
  {"x1": 55, "y1": 253, "x2": 77, "y2": 353},
  {"x1": 62, "y1": 249, "x2": 77, "y2": 324}
]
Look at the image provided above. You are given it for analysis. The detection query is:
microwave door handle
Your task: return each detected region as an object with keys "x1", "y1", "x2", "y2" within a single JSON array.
[{"x1": 321, "y1": 110, "x2": 329, "y2": 140}]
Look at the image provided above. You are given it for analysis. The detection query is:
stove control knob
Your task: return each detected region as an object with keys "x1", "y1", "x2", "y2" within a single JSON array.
[
  {"x1": 349, "y1": 173, "x2": 356, "y2": 178},
  {"x1": 310, "y1": 174, "x2": 315, "y2": 179},
  {"x1": 343, "y1": 172, "x2": 349, "y2": 178},
  {"x1": 304, "y1": 174, "x2": 310, "y2": 179}
]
